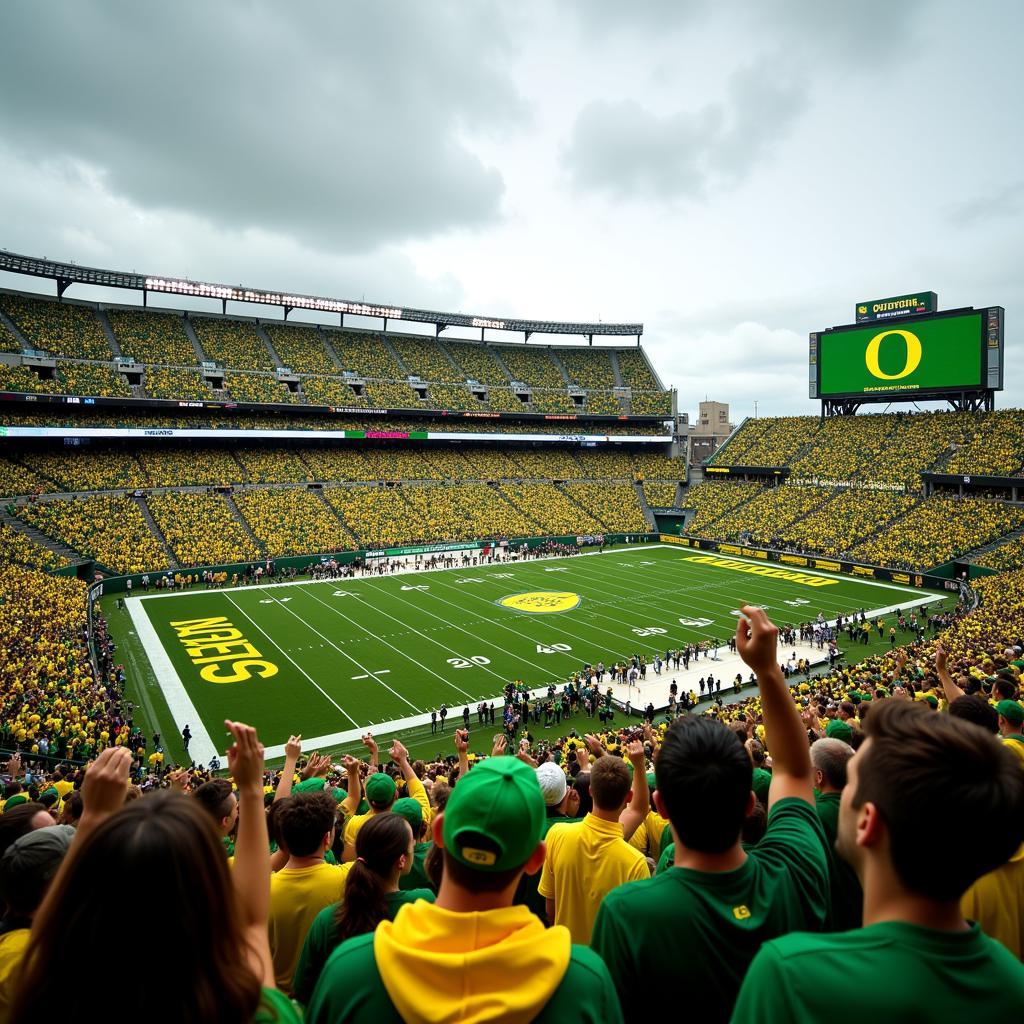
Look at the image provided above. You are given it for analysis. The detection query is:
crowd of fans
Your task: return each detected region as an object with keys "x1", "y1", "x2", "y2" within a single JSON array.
[
  {"x1": 0, "y1": 520, "x2": 68, "y2": 573},
  {"x1": 143, "y1": 366, "x2": 211, "y2": 400},
  {"x1": 2, "y1": 571, "x2": 1020, "y2": 1020},
  {"x1": 390, "y1": 335, "x2": 462, "y2": 384},
  {"x1": 147, "y1": 492, "x2": 261, "y2": 568},
  {"x1": 563, "y1": 482, "x2": 649, "y2": 533},
  {"x1": 192, "y1": 318, "x2": 276, "y2": 372},
  {"x1": 17, "y1": 496, "x2": 164, "y2": 575},
  {"x1": 559, "y1": 348, "x2": 617, "y2": 389},
  {"x1": 0, "y1": 295, "x2": 112, "y2": 361},
  {"x1": 263, "y1": 325, "x2": 337, "y2": 376},
  {"x1": 616, "y1": 348, "x2": 660, "y2": 389},
  {"x1": 107, "y1": 309, "x2": 197, "y2": 365},
  {"x1": 232, "y1": 489, "x2": 355, "y2": 558},
  {"x1": 444, "y1": 339, "x2": 509, "y2": 384},
  {"x1": 494, "y1": 345, "x2": 566, "y2": 390},
  {"x1": 224, "y1": 373, "x2": 300, "y2": 405}
]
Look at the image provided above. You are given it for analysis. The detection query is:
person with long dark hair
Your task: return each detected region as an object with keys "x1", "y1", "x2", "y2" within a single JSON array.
[
  {"x1": 292, "y1": 812, "x2": 434, "y2": 1005},
  {"x1": 10, "y1": 722, "x2": 299, "y2": 1023}
]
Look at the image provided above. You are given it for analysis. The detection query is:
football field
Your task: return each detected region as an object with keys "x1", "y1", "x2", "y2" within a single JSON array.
[{"x1": 121, "y1": 544, "x2": 943, "y2": 763}]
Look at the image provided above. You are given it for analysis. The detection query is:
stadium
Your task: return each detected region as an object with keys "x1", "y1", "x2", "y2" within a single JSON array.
[{"x1": 1, "y1": 5, "x2": 1023, "y2": 1022}]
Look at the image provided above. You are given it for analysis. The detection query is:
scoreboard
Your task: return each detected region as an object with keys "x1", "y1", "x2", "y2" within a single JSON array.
[{"x1": 810, "y1": 307, "x2": 1004, "y2": 401}]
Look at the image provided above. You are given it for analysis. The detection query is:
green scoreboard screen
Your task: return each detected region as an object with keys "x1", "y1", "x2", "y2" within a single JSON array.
[{"x1": 815, "y1": 310, "x2": 985, "y2": 399}]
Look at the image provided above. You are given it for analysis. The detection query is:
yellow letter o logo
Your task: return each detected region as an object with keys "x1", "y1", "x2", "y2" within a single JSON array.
[{"x1": 865, "y1": 329, "x2": 922, "y2": 380}]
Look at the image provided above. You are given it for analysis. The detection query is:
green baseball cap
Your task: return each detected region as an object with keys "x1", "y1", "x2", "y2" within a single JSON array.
[
  {"x1": 997, "y1": 700, "x2": 1024, "y2": 725},
  {"x1": 442, "y1": 757, "x2": 544, "y2": 872},
  {"x1": 825, "y1": 719, "x2": 854, "y2": 744},
  {"x1": 392, "y1": 797, "x2": 424, "y2": 832},
  {"x1": 365, "y1": 772, "x2": 397, "y2": 805}
]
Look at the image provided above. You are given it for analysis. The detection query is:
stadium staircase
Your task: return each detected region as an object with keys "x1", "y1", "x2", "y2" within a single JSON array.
[
  {"x1": 95, "y1": 309, "x2": 122, "y2": 357},
  {"x1": 839, "y1": 495, "x2": 923, "y2": 553},
  {"x1": 633, "y1": 479, "x2": 657, "y2": 530},
  {"x1": 309, "y1": 488, "x2": 361, "y2": 548},
  {"x1": 254, "y1": 324, "x2": 283, "y2": 368},
  {"x1": 548, "y1": 350, "x2": 573, "y2": 386},
  {"x1": 0, "y1": 507, "x2": 85, "y2": 566},
  {"x1": 133, "y1": 495, "x2": 179, "y2": 570},
  {"x1": 609, "y1": 350, "x2": 625, "y2": 387},
  {"x1": 0, "y1": 308, "x2": 29, "y2": 349},
  {"x1": 222, "y1": 492, "x2": 266, "y2": 556},
  {"x1": 494, "y1": 484, "x2": 545, "y2": 532},
  {"x1": 435, "y1": 342, "x2": 464, "y2": 378},
  {"x1": 674, "y1": 481, "x2": 686, "y2": 507},
  {"x1": 182, "y1": 316, "x2": 209, "y2": 363},
  {"x1": 960, "y1": 522, "x2": 1024, "y2": 564},
  {"x1": 555, "y1": 482, "x2": 612, "y2": 532},
  {"x1": 380, "y1": 335, "x2": 409, "y2": 375},
  {"x1": 487, "y1": 345, "x2": 515, "y2": 383},
  {"x1": 319, "y1": 329, "x2": 345, "y2": 370}
]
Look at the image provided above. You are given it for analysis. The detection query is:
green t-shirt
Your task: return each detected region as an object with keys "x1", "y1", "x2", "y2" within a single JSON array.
[
  {"x1": 732, "y1": 920, "x2": 1024, "y2": 1023},
  {"x1": 398, "y1": 841, "x2": 435, "y2": 893},
  {"x1": 305, "y1": 935, "x2": 620, "y2": 1023},
  {"x1": 514, "y1": 815, "x2": 585, "y2": 921},
  {"x1": 293, "y1": 888, "x2": 435, "y2": 1004},
  {"x1": 814, "y1": 791, "x2": 862, "y2": 931},
  {"x1": 592, "y1": 798, "x2": 829, "y2": 1024},
  {"x1": 254, "y1": 987, "x2": 302, "y2": 1023}
]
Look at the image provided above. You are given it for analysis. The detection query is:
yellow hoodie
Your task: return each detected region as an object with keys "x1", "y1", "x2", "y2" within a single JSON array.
[{"x1": 374, "y1": 901, "x2": 571, "y2": 1024}]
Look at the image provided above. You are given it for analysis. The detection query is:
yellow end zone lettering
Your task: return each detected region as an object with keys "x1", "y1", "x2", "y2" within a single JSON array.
[
  {"x1": 170, "y1": 616, "x2": 278, "y2": 684},
  {"x1": 682, "y1": 555, "x2": 838, "y2": 588}
]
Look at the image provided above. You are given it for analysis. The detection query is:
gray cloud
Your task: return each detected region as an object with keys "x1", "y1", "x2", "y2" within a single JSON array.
[
  {"x1": 563, "y1": 61, "x2": 805, "y2": 200},
  {"x1": 0, "y1": 1, "x2": 527, "y2": 254},
  {"x1": 947, "y1": 181, "x2": 1024, "y2": 227}
]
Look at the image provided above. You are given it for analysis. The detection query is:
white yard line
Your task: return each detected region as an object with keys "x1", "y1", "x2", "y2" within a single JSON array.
[
  {"x1": 125, "y1": 597, "x2": 219, "y2": 764},
  {"x1": 223, "y1": 593, "x2": 360, "y2": 728}
]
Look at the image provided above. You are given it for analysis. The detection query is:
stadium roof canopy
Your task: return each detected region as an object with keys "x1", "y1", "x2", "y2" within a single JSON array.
[{"x1": 0, "y1": 248, "x2": 643, "y2": 343}]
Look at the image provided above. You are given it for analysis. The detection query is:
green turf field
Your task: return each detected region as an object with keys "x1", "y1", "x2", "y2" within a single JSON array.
[{"x1": 117, "y1": 543, "x2": 942, "y2": 764}]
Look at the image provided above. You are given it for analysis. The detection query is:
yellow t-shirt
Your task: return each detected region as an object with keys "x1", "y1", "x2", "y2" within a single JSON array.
[
  {"x1": 0, "y1": 928, "x2": 30, "y2": 1018},
  {"x1": 961, "y1": 844, "x2": 1024, "y2": 959},
  {"x1": 538, "y1": 813, "x2": 650, "y2": 945},
  {"x1": 344, "y1": 773, "x2": 431, "y2": 849},
  {"x1": 1001, "y1": 735, "x2": 1024, "y2": 767},
  {"x1": 268, "y1": 861, "x2": 346, "y2": 993}
]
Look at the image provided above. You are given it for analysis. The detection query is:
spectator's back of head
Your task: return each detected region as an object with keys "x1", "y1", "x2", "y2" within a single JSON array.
[
  {"x1": 0, "y1": 802, "x2": 51, "y2": 859},
  {"x1": 277, "y1": 791, "x2": 337, "y2": 857},
  {"x1": 841, "y1": 700, "x2": 1024, "y2": 902},
  {"x1": 193, "y1": 778, "x2": 237, "y2": 834},
  {"x1": 655, "y1": 717, "x2": 751, "y2": 854},
  {"x1": 590, "y1": 756, "x2": 631, "y2": 813},
  {"x1": 0, "y1": 824, "x2": 75, "y2": 917},
  {"x1": 949, "y1": 695, "x2": 999, "y2": 734}
]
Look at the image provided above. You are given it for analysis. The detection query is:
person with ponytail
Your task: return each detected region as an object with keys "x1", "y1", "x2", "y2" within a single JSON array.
[{"x1": 292, "y1": 812, "x2": 434, "y2": 1005}]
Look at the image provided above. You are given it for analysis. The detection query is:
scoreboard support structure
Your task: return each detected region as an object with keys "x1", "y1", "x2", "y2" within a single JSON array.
[{"x1": 821, "y1": 388, "x2": 994, "y2": 418}]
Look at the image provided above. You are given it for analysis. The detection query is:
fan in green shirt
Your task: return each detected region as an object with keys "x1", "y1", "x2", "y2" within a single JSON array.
[
  {"x1": 593, "y1": 606, "x2": 830, "y2": 1024},
  {"x1": 734, "y1": 698, "x2": 1024, "y2": 1024}
]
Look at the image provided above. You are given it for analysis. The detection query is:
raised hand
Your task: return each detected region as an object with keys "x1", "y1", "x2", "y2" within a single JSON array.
[
  {"x1": 454, "y1": 729, "x2": 469, "y2": 755},
  {"x1": 226, "y1": 720, "x2": 264, "y2": 793},
  {"x1": 735, "y1": 605, "x2": 780, "y2": 675},
  {"x1": 81, "y1": 746, "x2": 133, "y2": 821},
  {"x1": 491, "y1": 734, "x2": 507, "y2": 757},
  {"x1": 284, "y1": 734, "x2": 302, "y2": 760},
  {"x1": 389, "y1": 738, "x2": 410, "y2": 764}
]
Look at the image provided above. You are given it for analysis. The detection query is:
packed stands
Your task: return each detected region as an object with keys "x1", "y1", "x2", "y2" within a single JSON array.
[
  {"x1": 850, "y1": 496, "x2": 1024, "y2": 571},
  {"x1": 327, "y1": 331, "x2": 403, "y2": 379},
  {"x1": 136, "y1": 446, "x2": 243, "y2": 488},
  {"x1": 16, "y1": 448, "x2": 147, "y2": 492},
  {"x1": 57, "y1": 362, "x2": 132, "y2": 398},
  {"x1": 364, "y1": 380, "x2": 422, "y2": 410},
  {"x1": 233, "y1": 488, "x2": 352, "y2": 557},
  {"x1": 263, "y1": 324, "x2": 337, "y2": 375},
  {"x1": 146, "y1": 492, "x2": 261, "y2": 567},
  {"x1": 192, "y1": 317, "x2": 275, "y2": 372},
  {"x1": 424, "y1": 383, "x2": 479, "y2": 411},
  {"x1": 444, "y1": 340, "x2": 509, "y2": 384},
  {"x1": 559, "y1": 348, "x2": 617, "y2": 389},
  {"x1": 358, "y1": 448, "x2": 443, "y2": 482},
  {"x1": 0, "y1": 316, "x2": 20, "y2": 352},
  {"x1": 401, "y1": 483, "x2": 537, "y2": 541},
  {"x1": 562, "y1": 482, "x2": 649, "y2": 532},
  {"x1": 299, "y1": 376, "x2": 368, "y2": 407},
  {"x1": 322, "y1": 486, "x2": 416, "y2": 548},
  {"x1": 617, "y1": 348, "x2": 659, "y2": 389},
  {"x1": 634, "y1": 451, "x2": 685, "y2": 480},
  {"x1": 767, "y1": 489, "x2": 919, "y2": 559},
  {"x1": 0, "y1": 294, "x2": 112, "y2": 360},
  {"x1": 530, "y1": 389, "x2": 577, "y2": 413},
  {"x1": 495, "y1": 345, "x2": 565, "y2": 389},
  {"x1": 942, "y1": 408, "x2": 1024, "y2": 477},
  {"x1": 18, "y1": 495, "x2": 165, "y2": 573},
  {"x1": 630, "y1": 391, "x2": 673, "y2": 417},
  {"x1": 0, "y1": 364, "x2": 51, "y2": 394},
  {"x1": 972, "y1": 533, "x2": 1024, "y2": 572},
  {"x1": 225, "y1": 373, "x2": 299, "y2": 405},
  {"x1": 691, "y1": 485, "x2": 832, "y2": 547},
  {"x1": 0, "y1": 455, "x2": 46, "y2": 497},
  {"x1": 584, "y1": 392, "x2": 622, "y2": 414},
  {"x1": 390, "y1": 336, "x2": 462, "y2": 383},
  {"x1": 143, "y1": 366, "x2": 211, "y2": 400},
  {"x1": 0, "y1": 518, "x2": 69, "y2": 571},
  {"x1": 643, "y1": 482, "x2": 679, "y2": 508},
  {"x1": 710, "y1": 415, "x2": 816, "y2": 468},
  {"x1": 484, "y1": 387, "x2": 528, "y2": 412},
  {"x1": 108, "y1": 309, "x2": 197, "y2": 365},
  {"x1": 292, "y1": 447, "x2": 370, "y2": 483},
  {"x1": 576, "y1": 449, "x2": 637, "y2": 478},
  {"x1": 681, "y1": 480, "x2": 767, "y2": 534},
  {"x1": 234, "y1": 448, "x2": 312, "y2": 485},
  {"x1": 501, "y1": 483, "x2": 604, "y2": 534},
  {"x1": 512, "y1": 448, "x2": 584, "y2": 479}
]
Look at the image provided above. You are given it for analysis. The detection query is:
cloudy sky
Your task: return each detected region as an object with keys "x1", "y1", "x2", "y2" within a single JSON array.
[{"x1": 1, "y1": 0, "x2": 1022, "y2": 419}]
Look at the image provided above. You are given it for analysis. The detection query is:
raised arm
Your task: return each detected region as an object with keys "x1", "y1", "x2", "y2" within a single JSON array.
[
  {"x1": 736, "y1": 606, "x2": 814, "y2": 808},
  {"x1": 619, "y1": 739, "x2": 650, "y2": 840},
  {"x1": 340, "y1": 755, "x2": 363, "y2": 817},
  {"x1": 391, "y1": 739, "x2": 430, "y2": 823},
  {"x1": 935, "y1": 645, "x2": 965, "y2": 704},
  {"x1": 454, "y1": 729, "x2": 470, "y2": 780},
  {"x1": 362, "y1": 731, "x2": 379, "y2": 770},
  {"x1": 274, "y1": 734, "x2": 302, "y2": 803},
  {"x1": 225, "y1": 720, "x2": 274, "y2": 988}
]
